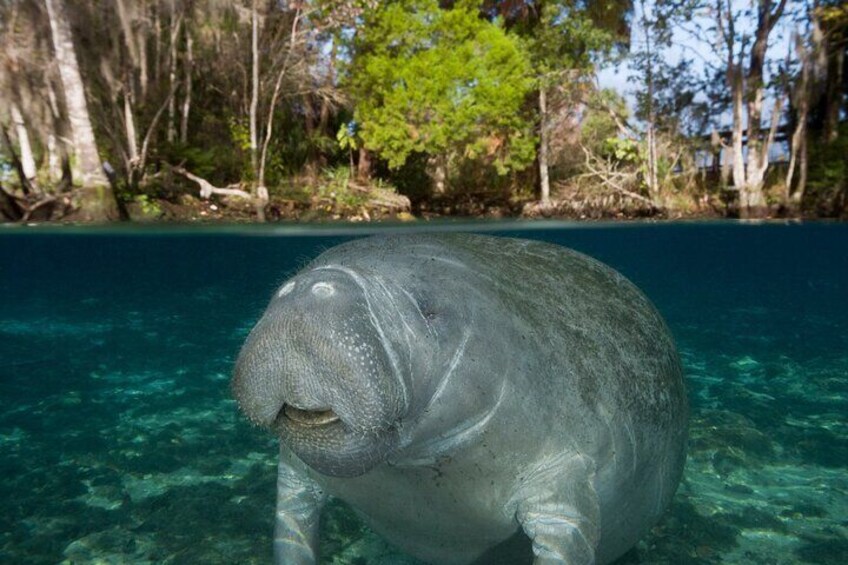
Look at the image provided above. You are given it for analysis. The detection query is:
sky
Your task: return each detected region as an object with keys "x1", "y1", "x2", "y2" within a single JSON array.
[{"x1": 597, "y1": 0, "x2": 801, "y2": 129}]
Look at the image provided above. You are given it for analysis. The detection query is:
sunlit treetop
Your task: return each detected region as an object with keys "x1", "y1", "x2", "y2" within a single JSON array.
[{"x1": 347, "y1": 0, "x2": 536, "y2": 173}]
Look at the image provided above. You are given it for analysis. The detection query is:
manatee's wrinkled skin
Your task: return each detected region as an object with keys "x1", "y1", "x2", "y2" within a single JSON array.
[{"x1": 232, "y1": 234, "x2": 688, "y2": 565}]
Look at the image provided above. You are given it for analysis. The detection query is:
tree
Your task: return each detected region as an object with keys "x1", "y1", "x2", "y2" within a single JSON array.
[
  {"x1": 44, "y1": 0, "x2": 118, "y2": 220},
  {"x1": 482, "y1": 0, "x2": 631, "y2": 205},
  {"x1": 629, "y1": 0, "x2": 704, "y2": 208},
  {"x1": 348, "y1": 0, "x2": 536, "y2": 193},
  {"x1": 785, "y1": 25, "x2": 813, "y2": 208},
  {"x1": 812, "y1": 1, "x2": 847, "y2": 143},
  {"x1": 712, "y1": 0, "x2": 789, "y2": 218}
]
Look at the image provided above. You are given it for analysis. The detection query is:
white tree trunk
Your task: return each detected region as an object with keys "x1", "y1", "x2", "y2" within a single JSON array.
[
  {"x1": 116, "y1": 0, "x2": 139, "y2": 98},
  {"x1": 729, "y1": 65, "x2": 747, "y2": 200},
  {"x1": 47, "y1": 132, "x2": 62, "y2": 182},
  {"x1": 743, "y1": 90, "x2": 768, "y2": 212},
  {"x1": 640, "y1": 0, "x2": 660, "y2": 208},
  {"x1": 180, "y1": 30, "x2": 193, "y2": 143},
  {"x1": 45, "y1": 80, "x2": 71, "y2": 184},
  {"x1": 167, "y1": 7, "x2": 181, "y2": 143},
  {"x1": 44, "y1": 0, "x2": 110, "y2": 191},
  {"x1": 720, "y1": 145, "x2": 731, "y2": 187},
  {"x1": 789, "y1": 14, "x2": 820, "y2": 203},
  {"x1": 249, "y1": 0, "x2": 260, "y2": 178},
  {"x1": 645, "y1": 123, "x2": 659, "y2": 206},
  {"x1": 124, "y1": 92, "x2": 139, "y2": 164},
  {"x1": 10, "y1": 102, "x2": 37, "y2": 183},
  {"x1": 538, "y1": 88, "x2": 550, "y2": 206},
  {"x1": 259, "y1": 7, "x2": 300, "y2": 191},
  {"x1": 153, "y1": 3, "x2": 162, "y2": 85},
  {"x1": 138, "y1": 0, "x2": 148, "y2": 100}
]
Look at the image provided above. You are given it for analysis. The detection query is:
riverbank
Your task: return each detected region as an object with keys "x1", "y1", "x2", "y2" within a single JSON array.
[{"x1": 5, "y1": 165, "x2": 846, "y2": 224}]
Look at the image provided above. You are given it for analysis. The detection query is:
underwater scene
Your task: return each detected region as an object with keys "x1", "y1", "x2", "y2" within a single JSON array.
[{"x1": 1, "y1": 222, "x2": 846, "y2": 564}]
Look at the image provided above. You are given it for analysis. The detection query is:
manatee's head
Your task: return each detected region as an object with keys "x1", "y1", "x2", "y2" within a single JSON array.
[{"x1": 232, "y1": 266, "x2": 413, "y2": 478}]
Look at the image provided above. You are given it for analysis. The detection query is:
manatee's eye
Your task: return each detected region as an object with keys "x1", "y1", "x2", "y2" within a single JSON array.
[
  {"x1": 311, "y1": 281, "x2": 335, "y2": 297},
  {"x1": 277, "y1": 281, "x2": 295, "y2": 297}
]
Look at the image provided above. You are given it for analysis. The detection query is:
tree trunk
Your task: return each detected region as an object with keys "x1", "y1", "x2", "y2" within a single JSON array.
[
  {"x1": 116, "y1": 0, "x2": 139, "y2": 99},
  {"x1": 640, "y1": 0, "x2": 660, "y2": 208},
  {"x1": 44, "y1": 0, "x2": 117, "y2": 220},
  {"x1": 538, "y1": 88, "x2": 550, "y2": 206},
  {"x1": 258, "y1": 6, "x2": 300, "y2": 192},
  {"x1": 249, "y1": 0, "x2": 260, "y2": 179},
  {"x1": 720, "y1": 145, "x2": 731, "y2": 188},
  {"x1": 823, "y1": 40, "x2": 843, "y2": 142},
  {"x1": 729, "y1": 63, "x2": 748, "y2": 205},
  {"x1": 10, "y1": 102, "x2": 37, "y2": 188},
  {"x1": 645, "y1": 123, "x2": 660, "y2": 206},
  {"x1": 429, "y1": 155, "x2": 447, "y2": 194},
  {"x1": 153, "y1": 3, "x2": 162, "y2": 86},
  {"x1": 786, "y1": 32, "x2": 811, "y2": 208},
  {"x1": 254, "y1": 1, "x2": 303, "y2": 223},
  {"x1": 317, "y1": 39, "x2": 336, "y2": 144},
  {"x1": 124, "y1": 92, "x2": 138, "y2": 165},
  {"x1": 795, "y1": 133, "x2": 808, "y2": 207},
  {"x1": 0, "y1": 124, "x2": 33, "y2": 195},
  {"x1": 743, "y1": 25, "x2": 769, "y2": 215},
  {"x1": 45, "y1": 80, "x2": 72, "y2": 188},
  {"x1": 180, "y1": 29, "x2": 193, "y2": 143},
  {"x1": 138, "y1": 0, "x2": 148, "y2": 101},
  {"x1": 47, "y1": 133, "x2": 63, "y2": 183},
  {"x1": 357, "y1": 147, "x2": 371, "y2": 181},
  {"x1": 167, "y1": 8, "x2": 181, "y2": 143},
  {"x1": 721, "y1": 0, "x2": 787, "y2": 218}
]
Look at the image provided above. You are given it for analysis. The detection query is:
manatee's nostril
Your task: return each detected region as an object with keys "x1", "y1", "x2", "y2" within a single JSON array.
[
  {"x1": 283, "y1": 404, "x2": 340, "y2": 427},
  {"x1": 311, "y1": 282, "x2": 335, "y2": 297},
  {"x1": 277, "y1": 281, "x2": 296, "y2": 297}
]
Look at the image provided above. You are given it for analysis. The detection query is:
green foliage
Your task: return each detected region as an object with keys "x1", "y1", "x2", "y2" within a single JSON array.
[
  {"x1": 806, "y1": 123, "x2": 848, "y2": 214},
  {"x1": 228, "y1": 117, "x2": 251, "y2": 153},
  {"x1": 348, "y1": 0, "x2": 536, "y2": 175},
  {"x1": 133, "y1": 194, "x2": 162, "y2": 216},
  {"x1": 603, "y1": 137, "x2": 640, "y2": 164},
  {"x1": 581, "y1": 89, "x2": 628, "y2": 154},
  {"x1": 316, "y1": 165, "x2": 359, "y2": 205},
  {"x1": 314, "y1": 165, "x2": 400, "y2": 210},
  {"x1": 336, "y1": 123, "x2": 359, "y2": 151},
  {"x1": 227, "y1": 117, "x2": 254, "y2": 181},
  {"x1": 531, "y1": 2, "x2": 620, "y2": 82}
]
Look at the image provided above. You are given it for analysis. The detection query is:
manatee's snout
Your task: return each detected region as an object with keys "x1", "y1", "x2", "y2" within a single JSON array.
[{"x1": 232, "y1": 268, "x2": 404, "y2": 477}]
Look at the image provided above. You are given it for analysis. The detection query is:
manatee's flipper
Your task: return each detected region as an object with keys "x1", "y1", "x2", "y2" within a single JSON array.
[
  {"x1": 274, "y1": 450, "x2": 327, "y2": 564},
  {"x1": 511, "y1": 453, "x2": 600, "y2": 565}
]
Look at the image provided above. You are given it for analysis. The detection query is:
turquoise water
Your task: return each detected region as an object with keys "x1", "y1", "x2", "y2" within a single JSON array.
[{"x1": 1, "y1": 222, "x2": 846, "y2": 564}]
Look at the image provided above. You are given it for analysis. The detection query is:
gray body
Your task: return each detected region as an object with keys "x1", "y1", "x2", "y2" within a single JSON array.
[{"x1": 232, "y1": 234, "x2": 688, "y2": 565}]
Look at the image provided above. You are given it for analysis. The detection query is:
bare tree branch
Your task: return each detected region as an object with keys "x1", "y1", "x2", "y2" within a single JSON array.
[
  {"x1": 172, "y1": 166, "x2": 251, "y2": 199},
  {"x1": 579, "y1": 145, "x2": 656, "y2": 206}
]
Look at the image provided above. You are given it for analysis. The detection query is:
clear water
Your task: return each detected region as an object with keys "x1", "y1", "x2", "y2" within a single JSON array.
[{"x1": 1, "y1": 222, "x2": 846, "y2": 564}]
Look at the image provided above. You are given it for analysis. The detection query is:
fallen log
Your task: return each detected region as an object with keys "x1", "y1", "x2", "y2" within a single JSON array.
[{"x1": 172, "y1": 166, "x2": 251, "y2": 199}]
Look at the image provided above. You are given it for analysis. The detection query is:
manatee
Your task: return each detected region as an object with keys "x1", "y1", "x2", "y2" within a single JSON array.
[{"x1": 232, "y1": 233, "x2": 688, "y2": 564}]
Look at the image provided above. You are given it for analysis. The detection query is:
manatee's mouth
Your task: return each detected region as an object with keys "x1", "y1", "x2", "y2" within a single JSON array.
[
  {"x1": 282, "y1": 404, "x2": 341, "y2": 427},
  {"x1": 271, "y1": 401, "x2": 399, "y2": 478}
]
